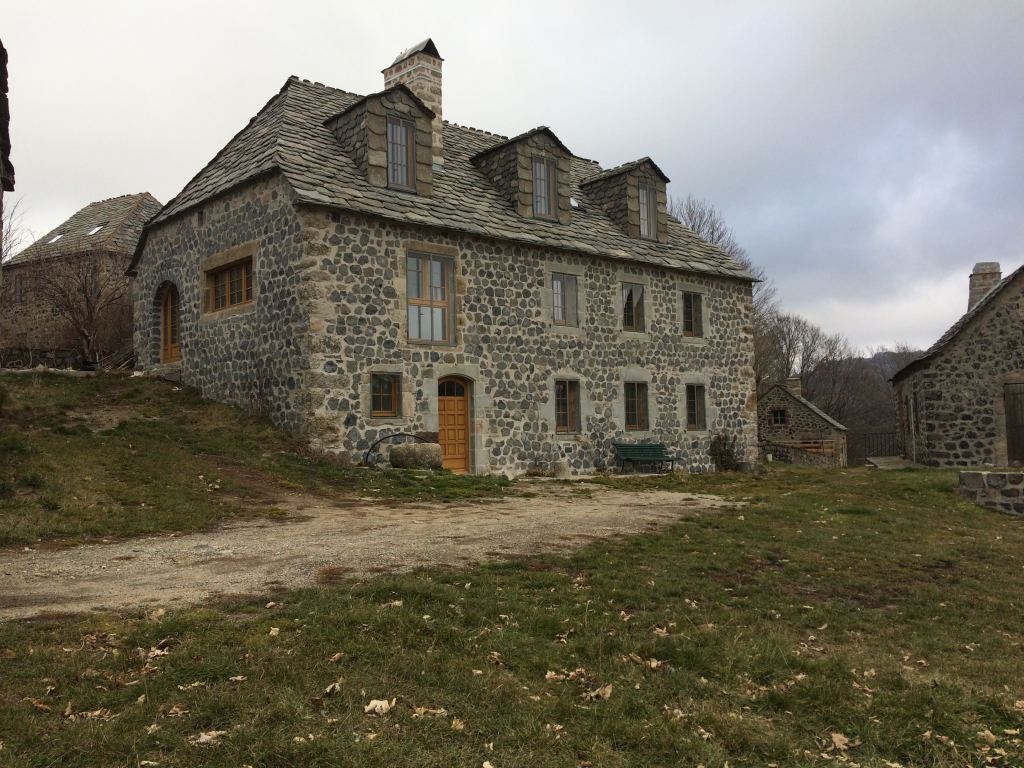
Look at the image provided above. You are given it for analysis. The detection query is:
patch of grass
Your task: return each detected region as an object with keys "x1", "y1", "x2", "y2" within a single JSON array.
[
  {"x1": 0, "y1": 373, "x2": 512, "y2": 546},
  {"x1": 1, "y1": 466, "x2": 1022, "y2": 766}
]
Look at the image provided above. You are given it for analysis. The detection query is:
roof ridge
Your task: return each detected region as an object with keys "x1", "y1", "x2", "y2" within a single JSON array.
[{"x1": 293, "y1": 76, "x2": 361, "y2": 99}]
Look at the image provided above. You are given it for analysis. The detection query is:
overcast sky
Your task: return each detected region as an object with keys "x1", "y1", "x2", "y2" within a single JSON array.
[{"x1": 4, "y1": 1, "x2": 1023, "y2": 350}]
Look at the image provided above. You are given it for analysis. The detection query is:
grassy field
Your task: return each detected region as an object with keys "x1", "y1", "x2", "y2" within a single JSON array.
[
  {"x1": 0, "y1": 372, "x2": 509, "y2": 546},
  {"x1": 1, "y1": 457, "x2": 1022, "y2": 766}
]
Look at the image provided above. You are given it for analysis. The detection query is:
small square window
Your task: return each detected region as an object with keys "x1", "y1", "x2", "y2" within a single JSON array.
[
  {"x1": 555, "y1": 379, "x2": 581, "y2": 433},
  {"x1": 532, "y1": 156, "x2": 558, "y2": 219},
  {"x1": 552, "y1": 273, "x2": 578, "y2": 327},
  {"x1": 624, "y1": 382, "x2": 649, "y2": 431},
  {"x1": 208, "y1": 258, "x2": 254, "y2": 312},
  {"x1": 771, "y1": 408, "x2": 787, "y2": 427},
  {"x1": 686, "y1": 384, "x2": 707, "y2": 430},
  {"x1": 387, "y1": 118, "x2": 416, "y2": 190},
  {"x1": 622, "y1": 283, "x2": 645, "y2": 332},
  {"x1": 371, "y1": 374, "x2": 401, "y2": 417},
  {"x1": 639, "y1": 183, "x2": 657, "y2": 239},
  {"x1": 683, "y1": 291, "x2": 703, "y2": 337}
]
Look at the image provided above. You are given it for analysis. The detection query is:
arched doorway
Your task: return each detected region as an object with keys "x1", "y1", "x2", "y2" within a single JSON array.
[
  {"x1": 437, "y1": 376, "x2": 470, "y2": 473},
  {"x1": 161, "y1": 285, "x2": 180, "y2": 363}
]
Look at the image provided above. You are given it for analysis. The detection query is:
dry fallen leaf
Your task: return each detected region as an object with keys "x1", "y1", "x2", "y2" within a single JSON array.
[
  {"x1": 831, "y1": 732, "x2": 850, "y2": 751},
  {"x1": 166, "y1": 704, "x2": 189, "y2": 718},
  {"x1": 412, "y1": 706, "x2": 447, "y2": 718},
  {"x1": 268, "y1": 627, "x2": 280, "y2": 636},
  {"x1": 472, "y1": 669, "x2": 483, "y2": 676},
  {"x1": 584, "y1": 684, "x2": 612, "y2": 702},
  {"x1": 451, "y1": 717, "x2": 465, "y2": 731},
  {"x1": 228, "y1": 675, "x2": 246, "y2": 682},
  {"x1": 483, "y1": 762, "x2": 494, "y2": 768},
  {"x1": 364, "y1": 698, "x2": 395, "y2": 716},
  {"x1": 265, "y1": 602, "x2": 276, "y2": 609},
  {"x1": 978, "y1": 729, "x2": 997, "y2": 745},
  {"x1": 137, "y1": 694, "x2": 146, "y2": 704},
  {"x1": 329, "y1": 653, "x2": 344, "y2": 663},
  {"x1": 311, "y1": 696, "x2": 324, "y2": 711},
  {"x1": 324, "y1": 678, "x2": 345, "y2": 696},
  {"x1": 29, "y1": 699, "x2": 51, "y2": 713},
  {"x1": 545, "y1": 671, "x2": 565, "y2": 682},
  {"x1": 696, "y1": 726, "x2": 713, "y2": 741}
]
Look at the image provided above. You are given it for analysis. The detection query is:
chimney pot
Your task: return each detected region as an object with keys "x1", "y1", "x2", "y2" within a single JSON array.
[
  {"x1": 968, "y1": 262, "x2": 1001, "y2": 311},
  {"x1": 382, "y1": 39, "x2": 443, "y2": 171},
  {"x1": 786, "y1": 377, "x2": 802, "y2": 399}
]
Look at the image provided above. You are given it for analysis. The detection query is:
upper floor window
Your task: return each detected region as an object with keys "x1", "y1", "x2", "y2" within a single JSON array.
[
  {"x1": 624, "y1": 382, "x2": 649, "y2": 431},
  {"x1": 683, "y1": 291, "x2": 703, "y2": 337},
  {"x1": 639, "y1": 183, "x2": 657, "y2": 239},
  {"x1": 555, "y1": 380, "x2": 580, "y2": 434},
  {"x1": 622, "y1": 283, "x2": 645, "y2": 332},
  {"x1": 13, "y1": 274, "x2": 27, "y2": 303},
  {"x1": 552, "y1": 273, "x2": 578, "y2": 327},
  {"x1": 387, "y1": 118, "x2": 416, "y2": 190},
  {"x1": 210, "y1": 259, "x2": 253, "y2": 311},
  {"x1": 371, "y1": 374, "x2": 401, "y2": 417},
  {"x1": 686, "y1": 384, "x2": 707, "y2": 430},
  {"x1": 532, "y1": 156, "x2": 557, "y2": 219},
  {"x1": 407, "y1": 253, "x2": 453, "y2": 343},
  {"x1": 771, "y1": 408, "x2": 787, "y2": 427}
]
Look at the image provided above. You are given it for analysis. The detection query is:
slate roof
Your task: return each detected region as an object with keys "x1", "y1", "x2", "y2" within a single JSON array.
[
  {"x1": 8, "y1": 193, "x2": 162, "y2": 267},
  {"x1": 580, "y1": 157, "x2": 670, "y2": 185},
  {"x1": 144, "y1": 77, "x2": 752, "y2": 281},
  {"x1": 892, "y1": 262, "x2": 1024, "y2": 383},
  {"x1": 766, "y1": 383, "x2": 847, "y2": 431}
]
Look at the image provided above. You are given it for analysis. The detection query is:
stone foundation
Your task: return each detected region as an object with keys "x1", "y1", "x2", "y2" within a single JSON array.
[{"x1": 959, "y1": 470, "x2": 1024, "y2": 516}]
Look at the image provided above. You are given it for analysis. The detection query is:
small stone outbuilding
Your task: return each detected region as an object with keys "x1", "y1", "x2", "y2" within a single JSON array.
[
  {"x1": 892, "y1": 261, "x2": 1024, "y2": 467},
  {"x1": 757, "y1": 377, "x2": 848, "y2": 467}
]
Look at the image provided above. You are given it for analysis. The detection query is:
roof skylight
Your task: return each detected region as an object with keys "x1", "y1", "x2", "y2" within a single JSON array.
[
  {"x1": 48, "y1": 233, "x2": 65, "y2": 244},
  {"x1": 87, "y1": 223, "x2": 106, "y2": 235}
]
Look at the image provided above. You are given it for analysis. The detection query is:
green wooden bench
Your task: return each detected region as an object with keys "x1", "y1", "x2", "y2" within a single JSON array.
[{"x1": 614, "y1": 442, "x2": 678, "y2": 473}]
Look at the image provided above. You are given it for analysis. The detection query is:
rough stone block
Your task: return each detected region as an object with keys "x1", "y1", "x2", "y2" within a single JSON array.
[
  {"x1": 986, "y1": 473, "x2": 1007, "y2": 489},
  {"x1": 959, "y1": 471, "x2": 986, "y2": 489},
  {"x1": 389, "y1": 442, "x2": 443, "y2": 470}
]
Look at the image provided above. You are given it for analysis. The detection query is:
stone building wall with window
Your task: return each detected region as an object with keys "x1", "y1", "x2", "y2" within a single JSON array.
[
  {"x1": 892, "y1": 262, "x2": 1024, "y2": 468},
  {"x1": 129, "y1": 40, "x2": 758, "y2": 475},
  {"x1": 756, "y1": 380, "x2": 847, "y2": 468}
]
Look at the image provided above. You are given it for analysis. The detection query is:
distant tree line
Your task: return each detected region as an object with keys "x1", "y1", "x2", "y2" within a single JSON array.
[{"x1": 670, "y1": 195, "x2": 921, "y2": 435}]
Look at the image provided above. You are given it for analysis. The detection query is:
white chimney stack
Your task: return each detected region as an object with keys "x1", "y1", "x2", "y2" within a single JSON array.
[
  {"x1": 968, "y1": 262, "x2": 1001, "y2": 311},
  {"x1": 383, "y1": 39, "x2": 443, "y2": 171}
]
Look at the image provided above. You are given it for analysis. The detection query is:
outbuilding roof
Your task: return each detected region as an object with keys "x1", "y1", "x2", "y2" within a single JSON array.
[
  {"x1": 7, "y1": 193, "x2": 161, "y2": 267},
  {"x1": 142, "y1": 77, "x2": 752, "y2": 281},
  {"x1": 764, "y1": 383, "x2": 847, "y2": 431},
  {"x1": 891, "y1": 262, "x2": 1024, "y2": 383}
]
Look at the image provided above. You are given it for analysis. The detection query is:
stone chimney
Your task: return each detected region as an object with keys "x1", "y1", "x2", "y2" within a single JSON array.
[
  {"x1": 968, "y1": 262, "x2": 1001, "y2": 311},
  {"x1": 786, "y1": 376, "x2": 802, "y2": 399},
  {"x1": 383, "y1": 39, "x2": 443, "y2": 171}
]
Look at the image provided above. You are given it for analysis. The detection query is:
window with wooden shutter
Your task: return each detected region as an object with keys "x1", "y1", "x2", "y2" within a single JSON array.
[
  {"x1": 622, "y1": 283, "x2": 645, "y2": 332},
  {"x1": 624, "y1": 382, "x2": 649, "y2": 430},
  {"x1": 555, "y1": 380, "x2": 580, "y2": 433},
  {"x1": 686, "y1": 384, "x2": 707, "y2": 430}
]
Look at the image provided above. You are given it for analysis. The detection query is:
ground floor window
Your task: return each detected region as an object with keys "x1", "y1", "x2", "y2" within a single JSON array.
[
  {"x1": 555, "y1": 380, "x2": 580, "y2": 433},
  {"x1": 209, "y1": 258, "x2": 253, "y2": 311},
  {"x1": 371, "y1": 374, "x2": 401, "y2": 417},
  {"x1": 624, "y1": 382, "x2": 649, "y2": 430},
  {"x1": 686, "y1": 384, "x2": 706, "y2": 430}
]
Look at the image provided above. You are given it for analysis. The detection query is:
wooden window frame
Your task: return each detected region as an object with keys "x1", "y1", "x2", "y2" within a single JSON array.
[
  {"x1": 555, "y1": 379, "x2": 581, "y2": 434},
  {"x1": 624, "y1": 382, "x2": 649, "y2": 431},
  {"x1": 682, "y1": 291, "x2": 703, "y2": 337},
  {"x1": 387, "y1": 117, "x2": 416, "y2": 191},
  {"x1": 208, "y1": 257, "x2": 254, "y2": 313},
  {"x1": 371, "y1": 373, "x2": 401, "y2": 417},
  {"x1": 639, "y1": 183, "x2": 658, "y2": 239},
  {"x1": 622, "y1": 283, "x2": 646, "y2": 332},
  {"x1": 532, "y1": 155, "x2": 558, "y2": 220},
  {"x1": 770, "y1": 408, "x2": 788, "y2": 427},
  {"x1": 12, "y1": 273, "x2": 27, "y2": 303},
  {"x1": 406, "y1": 252, "x2": 455, "y2": 345},
  {"x1": 686, "y1": 384, "x2": 707, "y2": 431},
  {"x1": 162, "y1": 285, "x2": 181, "y2": 363},
  {"x1": 552, "y1": 273, "x2": 578, "y2": 327}
]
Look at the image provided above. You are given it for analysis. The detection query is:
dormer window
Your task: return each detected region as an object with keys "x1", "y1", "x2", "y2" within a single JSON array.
[
  {"x1": 532, "y1": 156, "x2": 557, "y2": 219},
  {"x1": 387, "y1": 117, "x2": 416, "y2": 190},
  {"x1": 639, "y1": 183, "x2": 657, "y2": 239}
]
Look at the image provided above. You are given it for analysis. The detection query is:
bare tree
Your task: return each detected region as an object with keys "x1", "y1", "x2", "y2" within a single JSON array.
[
  {"x1": 36, "y1": 239, "x2": 133, "y2": 363},
  {"x1": 1, "y1": 196, "x2": 33, "y2": 265}
]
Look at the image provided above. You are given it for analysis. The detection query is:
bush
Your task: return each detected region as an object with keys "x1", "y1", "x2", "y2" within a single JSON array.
[{"x1": 710, "y1": 434, "x2": 741, "y2": 472}]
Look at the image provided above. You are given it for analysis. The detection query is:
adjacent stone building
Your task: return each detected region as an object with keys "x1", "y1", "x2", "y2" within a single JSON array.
[
  {"x1": 129, "y1": 39, "x2": 758, "y2": 476},
  {"x1": 757, "y1": 377, "x2": 847, "y2": 467},
  {"x1": 892, "y1": 261, "x2": 1024, "y2": 467},
  {"x1": 1, "y1": 193, "x2": 161, "y2": 367}
]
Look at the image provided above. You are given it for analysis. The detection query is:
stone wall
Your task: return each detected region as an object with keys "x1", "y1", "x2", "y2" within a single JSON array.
[
  {"x1": 475, "y1": 131, "x2": 572, "y2": 225},
  {"x1": 132, "y1": 173, "x2": 308, "y2": 433},
  {"x1": 581, "y1": 162, "x2": 669, "y2": 244},
  {"x1": 756, "y1": 386, "x2": 847, "y2": 467},
  {"x1": 959, "y1": 470, "x2": 1024, "y2": 516},
  {"x1": 295, "y1": 206, "x2": 758, "y2": 475},
  {"x1": 894, "y1": 276, "x2": 1024, "y2": 467}
]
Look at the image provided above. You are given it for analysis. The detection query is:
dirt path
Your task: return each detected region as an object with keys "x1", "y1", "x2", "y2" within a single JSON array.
[{"x1": 0, "y1": 481, "x2": 735, "y2": 620}]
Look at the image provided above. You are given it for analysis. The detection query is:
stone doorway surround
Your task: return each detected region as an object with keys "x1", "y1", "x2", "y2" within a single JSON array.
[{"x1": 437, "y1": 375, "x2": 471, "y2": 474}]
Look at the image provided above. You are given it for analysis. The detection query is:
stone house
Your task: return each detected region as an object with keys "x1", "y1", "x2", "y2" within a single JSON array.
[
  {"x1": 0, "y1": 193, "x2": 161, "y2": 367},
  {"x1": 757, "y1": 377, "x2": 847, "y2": 467},
  {"x1": 128, "y1": 39, "x2": 758, "y2": 476},
  {"x1": 893, "y1": 261, "x2": 1024, "y2": 467}
]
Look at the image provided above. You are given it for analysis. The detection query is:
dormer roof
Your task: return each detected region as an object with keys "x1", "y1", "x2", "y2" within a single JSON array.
[
  {"x1": 471, "y1": 126, "x2": 572, "y2": 162},
  {"x1": 324, "y1": 83, "x2": 436, "y2": 125},
  {"x1": 580, "y1": 156, "x2": 670, "y2": 186}
]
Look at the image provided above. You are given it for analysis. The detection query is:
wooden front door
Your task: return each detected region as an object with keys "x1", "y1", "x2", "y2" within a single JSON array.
[
  {"x1": 162, "y1": 286, "x2": 180, "y2": 363},
  {"x1": 438, "y1": 377, "x2": 470, "y2": 474},
  {"x1": 1005, "y1": 383, "x2": 1024, "y2": 464}
]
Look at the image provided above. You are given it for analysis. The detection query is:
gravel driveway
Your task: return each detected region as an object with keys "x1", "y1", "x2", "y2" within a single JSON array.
[{"x1": 0, "y1": 480, "x2": 733, "y2": 620}]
